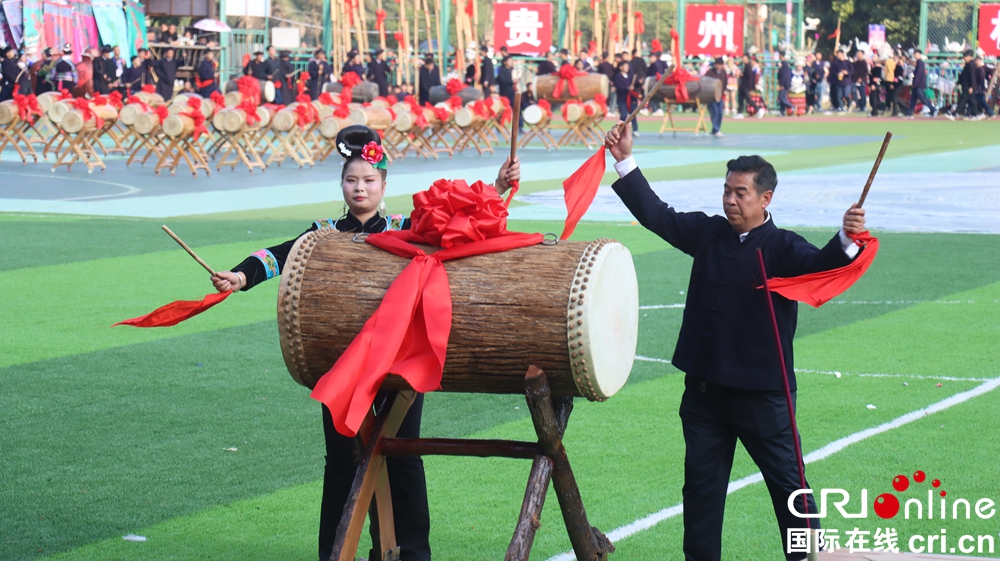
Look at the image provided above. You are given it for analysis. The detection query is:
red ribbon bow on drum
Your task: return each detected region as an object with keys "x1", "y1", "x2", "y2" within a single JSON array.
[
  {"x1": 142, "y1": 84, "x2": 156, "y2": 94},
  {"x1": 447, "y1": 95, "x2": 463, "y2": 110},
  {"x1": 181, "y1": 97, "x2": 208, "y2": 141},
  {"x1": 497, "y1": 96, "x2": 513, "y2": 125},
  {"x1": 107, "y1": 91, "x2": 124, "y2": 110},
  {"x1": 236, "y1": 75, "x2": 261, "y2": 106},
  {"x1": 663, "y1": 29, "x2": 699, "y2": 103},
  {"x1": 428, "y1": 102, "x2": 450, "y2": 122},
  {"x1": 154, "y1": 105, "x2": 170, "y2": 122},
  {"x1": 537, "y1": 99, "x2": 553, "y2": 118},
  {"x1": 295, "y1": 94, "x2": 319, "y2": 128},
  {"x1": 553, "y1": 63, "x2": 586, "y2": 99},
  {"x1": 445, "y1": 78, "x2": 464, "y2": 96},
  {"x1": 126, "y1": 95, "x2": 150, "y2": 112},
  {"x1": 72, "y1": 98, "x2": 103, "y2": 130},
  {"x1": 237, "y1": 100, "x2": 261, "y2": 125},
  {"x1": 333, "y1": 104, "x2": 351, "y2": 118},
  {"x1": 209, "y1": 91, "x2": 226, "y2": 114},
  {"x1": 311, "y1": 179, "x2": 541, "y2": 437},
  {"x1": 318, "y1": 92, "x2": 338, "y2": 106},
  {"x1": 13, "y1": 91, "x2": 42, "y2": 123},
  {"x1": 340, "y1": 71, "x2": 362, "y2": 104}
]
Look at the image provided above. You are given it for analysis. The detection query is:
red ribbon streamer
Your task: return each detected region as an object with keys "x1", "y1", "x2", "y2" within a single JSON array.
[
  {"x1": 72, "y1": 98, "x2": 104, "y2": 130},
  {"x1": 651, "y1": 38, "x2": 663, "y2": 52},
  {"x1": 141, "y1": 84, "x2": 156, "y2": 94},
  {"x1": 762, "y1": 232, "x2": 880, "y2": 308},
  {"x1": 209, "y1": 91, "x2": 226, "y2": 114},
  {"x1": 113, "y1": 291, "x2": 232, "y2": 328},
  {"x1": 13, "y1": 92, "x2": 42, "y2": 123},
  {"x1": 376, "y1": 9, "x2": 387, "y2": 31},
  {"x1": 310, "y1": 179, "x2": 543, "y2": 436},
  {"x1": 237, "y1": 75, "x2": 262, "y2": 106},
  {"x1": 634, "y1": 11, "x2": 645, "y2": 34},
  {"x1": 237, "y1": 100, "x2": 261, "y2": 125},
  {"x1": 552, "y1": 64, "x2": 586, "y2": 98},
  {"x1": 560, "y1": 147, "x2": 606, "y2": 240}
]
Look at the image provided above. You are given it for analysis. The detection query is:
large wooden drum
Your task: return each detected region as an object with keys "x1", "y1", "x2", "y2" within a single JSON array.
[
  {"x1": 644, "y1": 75, "x2": 722, "y2": 104},
  {"x1": 278, "y1": 232, "x2": 639, "y2": 401},
  {"x1": 224, "y1": 79, "x2": 276, "y2": 103},
  {"x1": 522, "y1": 104, "x2": 548, "y2": 125},
  {"x1": 534, "y1": 73, "x2": 609, "y2": 102},
  {"x1": 322, "y1": 81, "x2": 380, "y2": 103},
  {"x1": 428, "y1": 85, "x2": 481, "y2": 106}
]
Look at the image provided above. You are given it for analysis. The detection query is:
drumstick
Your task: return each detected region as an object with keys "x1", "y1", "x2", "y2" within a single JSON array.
[
  {"x1": 509, "y1": 82, "x2": 522, "y2": 161},
  {"x1": 161, "y1": 225, "x2": 217, "y2": 276},
  {"x1": 619, "y1": 71, "x2": 667, "y2": 131},
  {"x1": 857, "y1": 131, "x2": 892, "y2": 208}
]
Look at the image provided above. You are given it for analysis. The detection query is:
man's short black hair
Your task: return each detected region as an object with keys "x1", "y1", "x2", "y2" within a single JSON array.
[
  {"x1": 963, "y1": 49, "x2": 975, "y2": 58},
  {"x1": 726, "y1": 155, "x2": 778, "y2": 195}
]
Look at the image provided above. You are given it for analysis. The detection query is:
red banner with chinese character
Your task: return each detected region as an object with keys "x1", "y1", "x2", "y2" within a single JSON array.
[
  {"x1": 493, "y1": 2, "x2": 552, "y2": 56},
  {"x1": 978, "y1": 4, "x2": 1000, "y2": 57},
  {"x1": 684, "y1": 4, "x2": 744, "y2": 57}
]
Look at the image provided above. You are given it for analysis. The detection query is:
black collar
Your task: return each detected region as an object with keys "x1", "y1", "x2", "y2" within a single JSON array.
[{"x1": 337, "y1": 213, "x2": 387, "y2": 233}]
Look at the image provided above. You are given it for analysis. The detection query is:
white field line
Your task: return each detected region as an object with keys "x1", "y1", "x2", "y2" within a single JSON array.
[
  {"x1": 634, "y1": 355, "x2": 990, "y2": 382},
  {"x1": 546, "y1": 376, "x2": 1000, "y2": 561},
  {"x1": 640, "y1": 300, "x2": 998, "y2": 310}
]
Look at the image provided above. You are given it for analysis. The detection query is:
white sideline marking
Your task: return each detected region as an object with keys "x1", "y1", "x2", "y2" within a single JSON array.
[
  {"x1": 635, "y1": 355, "x2": 990, "y2": 382},
  {"x1": 639, "y1": 300, "x2": 995, "y2": 310},
  {"x1": 545, "y1": 376, "x2": 1000, "y2": 561}
]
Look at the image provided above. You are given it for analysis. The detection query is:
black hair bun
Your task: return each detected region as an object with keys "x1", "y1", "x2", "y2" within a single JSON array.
[{"x1": 335, "y1": 125, "x2": 380, "y2": 159}]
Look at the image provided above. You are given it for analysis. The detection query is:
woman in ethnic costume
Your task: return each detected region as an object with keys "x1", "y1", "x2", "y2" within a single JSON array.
[{"x1": 210, "y1": 125, "x2": 520, "y2": 561}]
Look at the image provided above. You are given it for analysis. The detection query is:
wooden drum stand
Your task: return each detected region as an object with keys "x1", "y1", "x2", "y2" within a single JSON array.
[{"x1": 328, "y1": 366, "x2": 614, "y2": 561}]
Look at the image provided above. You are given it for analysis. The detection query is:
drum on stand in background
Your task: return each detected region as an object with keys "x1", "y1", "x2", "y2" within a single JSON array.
[
  {"x1": 534, "y1": 74, "x2": 609, "y2": 102},
  {"x1": 644, "y1": 75, "x2": 722, "y2": 104},
  {"x1": 322, "y1": 81, "x2": 380, "y2": 103},
  {"x1": 224, "y1": 79, "x2": 276, "y2": 103},
  {"x1": 427, "y1": 85, "x2": 482, "y2": 106},
  {"x1": 278, "y1": 232, "x2": 639, "y2": 401},
  {"x1": 521, "y1": 104, "x2": 549, "y2": 126}
]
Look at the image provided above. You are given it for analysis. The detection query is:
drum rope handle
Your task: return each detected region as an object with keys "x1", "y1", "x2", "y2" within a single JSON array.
[{"x1": 542, "y1": 233, "x2": 559, "y2": 245}]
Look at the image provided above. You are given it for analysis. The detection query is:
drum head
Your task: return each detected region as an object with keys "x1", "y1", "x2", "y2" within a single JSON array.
[
  {"x1": 572, "y1": 241, "x2": 638, "y2": 400},
  {"x1": 263, "y1": 80, "x2": 276, "y2": 102},
  {"x1": 522, "y1": 104, "x2": 543, "y2": 124}
]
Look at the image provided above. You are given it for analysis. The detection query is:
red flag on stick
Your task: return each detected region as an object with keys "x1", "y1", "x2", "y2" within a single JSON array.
[
  {"x1": 113, "y1": 291, "x2": 232, "y2": 327},
  {"x1": 560, "y1": 147, "x2": 607, "y2": 240}
]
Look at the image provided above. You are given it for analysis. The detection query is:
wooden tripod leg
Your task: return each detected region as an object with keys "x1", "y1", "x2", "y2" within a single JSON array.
[
  {"x1": 525, "y1": 367, "x2": 614, "y2": 561},
  {"x1": 329, "y1": 390, "x2": 415, "y2": 561},
  {"x1": 506, "y1": 392, "x2": 573, "y2": 561}
]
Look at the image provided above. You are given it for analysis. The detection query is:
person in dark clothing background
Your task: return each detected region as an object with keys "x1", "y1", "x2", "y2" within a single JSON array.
[
  {"x1": 906, "y1": 50, "x2": 937, "y2": 118},
  {"x1": 195, "y1": 50, "x2": 219, "y2": 97},
  {"x1": 93, "y1": 45, "x2": 115, "y2": 95},
  {"x1": 244, "y1": 51, "x2": 268, "y2": 80},
  {"x1": 479, "y1": 45, "x2": 494, "y2": 95},
  {"x1": 306, "y1": 49, "x2": 329, "y2": 100},
  {"x1": 776, "y1": 51, "x2": 793, "y2": 116},
  {"x1": 496, "y1": 56, "x2": 516, "y2": 106},
  {"x1": 951, "y1": 50, "x2": 976, "y2": 120},
  {"x1": 0, "y1": 46, "x2": 19, "y2": 101},
  {"x1": 53, "y1": 44, "x2": 78, "y2": 92},
  {"x1": 367, "y1": 49, "x2": 390, "y2": 97},
  {"x1": 155, "y1": 47, "x2": 180, "y2": 100},
  {"x1": 343, "y1": 50, "x2": 365, "y2": 79},
  {"x1": 597, "y1": 51, "x2": 616, "y2": 112},
  {"x1": 120, "y1": 55, "x2": 143, "y2": 96},
  {"x1": 737, "y1": 54, "x2": 763, "y2": 117},
  {"x1": 604, "y1": 122, "x2": 867, "y2": 561},
  {"x1": 612, "y1": 60, "x2": 638, "y2": 135},
  {"x1": 537, "y1": 51, "x2": 557, "y2": 76},
  {"x1": 829, "y1": 50, "x2": 852, "y2": 112},
  {"x1": 418, "y1": 57, "x2": 441, "y2": 105},
  {"x1": 971, "y1": 56, "x2": 995, "y2": 118},
  {"x1": 868, "y1": 55, "x2": 884, "y2": 116},
  {"x1": 275, "y1": 51, "x2": 294, "y2": 105},
  {"x1": 851, "y1": 51, "x2": 869, "y2": 113},
  {"x1": 703, "y1": 57, "x2": 727, "y2": 136}
]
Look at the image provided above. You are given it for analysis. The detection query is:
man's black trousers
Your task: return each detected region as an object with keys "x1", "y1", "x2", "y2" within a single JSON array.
[{"x1": 680, "y1": 375, "x2": 820, "y2": 561}]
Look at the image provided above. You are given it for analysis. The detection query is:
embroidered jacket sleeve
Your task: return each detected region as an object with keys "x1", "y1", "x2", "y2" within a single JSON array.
[{"x1": 231, "y1": 224, "x2": 319, "y2": 291}]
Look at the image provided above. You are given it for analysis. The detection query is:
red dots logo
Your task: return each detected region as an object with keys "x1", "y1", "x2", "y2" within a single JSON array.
[{"x1": 872, "y1": 469, "x2": 945, "y2": 519}]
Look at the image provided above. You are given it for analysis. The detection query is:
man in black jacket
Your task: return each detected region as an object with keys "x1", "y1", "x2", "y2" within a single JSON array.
[
  {"x1": 367, "y1": 49, "x2": 390, "y2": 97},
  {"x1": 851, "y1": 51, "x2": 869, "y2": 112},
  {"x1": 93, "y1": 45, "x2": 115, "y2": 95},
  {"x1": 306, "y1": 49, "x2": 329, "y2": 100},
  {"x1": 418, "y1": 56, "x2": 441, "y2": 105},
  {"x1": 777, "y1": 51, "x2": 793, "y2": 115},
  {"x1": 951, "y1": 50, "x2": 976, "y2": 119},
  {"x1": 155, "y1": 48, "x2": 180, "y2": 100},
  {"x1": 537, "y1": 51, "x2": 557, "y2": 76},
  {"x1": 0, "y1": 46, "x2": 18, "y2": 100},
  {"x1": 906, "y1": 50, "x2": 937, "y2": 118},
  {"x1": 479, "y1": 45, "x2": 495, "y2": 96},
  {"x1": 496, "y1": 56, "x2": 516, "y2": 106},
  {"x1": 604, "y1": 123, "x2": 867, "y2": 561}
]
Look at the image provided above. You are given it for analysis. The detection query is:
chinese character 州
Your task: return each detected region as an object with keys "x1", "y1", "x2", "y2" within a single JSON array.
[
  {"x1": 505, "y1": 8, "x2": 544, "y2": 48},
  {"x1": 697, "y1": 11, "x2": 736, "y2": 51}
]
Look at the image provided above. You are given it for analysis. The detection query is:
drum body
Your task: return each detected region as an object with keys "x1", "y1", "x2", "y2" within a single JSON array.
[
  {"x1": 224, "y1": 79, "x2": 275, "y2": 102},
  {"x1": 318, "y1": 116, "x2": 353, "y2": 139},
  {"x1": 348, "y1": 106, "x2": 391, "y2": 129},
  {"x1": 644, "y1": 76, "x2": 722, "y2": 104},
  {"x1": 534, "y1": 74, "x2": 609, "y2": 102},
  {"x1": 278, "y1": 232, "x2": 638, "y2": 401},
  {"x1": 428, "y1": 85, "x2": 481, "y2": 106},
  {"x1": 322, "y1": 81, "x2": 380, "y2": 103},
  {"x1": 0, "y1": 100, "x2": 19, "y2": 125},
  {"x1": 133, "y1": 111, "x2": 162, "y2": 135}
]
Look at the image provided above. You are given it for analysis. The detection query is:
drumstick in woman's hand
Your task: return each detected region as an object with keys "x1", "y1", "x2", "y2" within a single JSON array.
[{"x1": 161, "y1": 225, "x2": 217, "y2": 276}]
